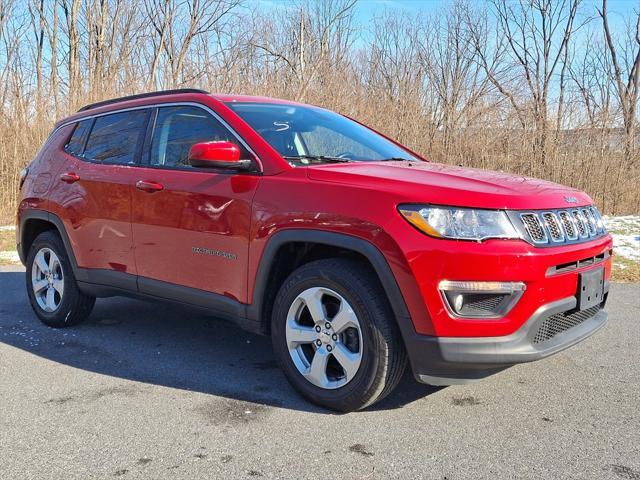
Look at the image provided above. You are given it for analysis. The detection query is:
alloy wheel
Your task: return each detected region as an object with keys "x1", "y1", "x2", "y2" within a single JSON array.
[
  {"x1": 285, "y1": 287, "x2": 363, "y2": 389},
  {"x1": 31, "y1": 247, "x2": 64, "y2": 312}
]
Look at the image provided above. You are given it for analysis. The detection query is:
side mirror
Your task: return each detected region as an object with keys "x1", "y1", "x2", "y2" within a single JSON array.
[{"x1": 188, "y1": 141, "x2": 252, "y2": 170}]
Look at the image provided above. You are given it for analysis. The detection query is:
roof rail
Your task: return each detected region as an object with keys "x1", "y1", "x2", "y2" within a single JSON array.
[{"x1": 77, "y1": 88, "x2": 210, "y2": 112}]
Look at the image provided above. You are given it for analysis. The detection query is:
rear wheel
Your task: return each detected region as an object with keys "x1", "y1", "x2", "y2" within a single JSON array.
[
  {"x1": 26, "y1": 230, "x2": 95, "y2": 328},
  {"x1": 271, "y1": 258, "x2": 407, "y2": 412}
]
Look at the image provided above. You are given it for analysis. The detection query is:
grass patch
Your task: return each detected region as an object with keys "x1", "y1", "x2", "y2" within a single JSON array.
[
  {"x1": 0, "y1": 230, "x2": 16, "y2": 251},
  {"x1": 611, "y1": 255, "x2": 640, "y2": 283},
  {"x1": 0, "y1": 229, "x2": 20, "y2": 265},
  {"x1": 0, "y1": 210, "x2": 15, "y2": 226}
]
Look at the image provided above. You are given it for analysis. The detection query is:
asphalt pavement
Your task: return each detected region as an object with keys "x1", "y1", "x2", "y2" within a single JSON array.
[{"x1": 1, "y1": 265, "x2": 638, "y2": 479}]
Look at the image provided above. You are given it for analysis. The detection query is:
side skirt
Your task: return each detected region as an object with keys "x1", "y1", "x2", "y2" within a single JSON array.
[{"x1": 77, "y1": 268, "x2": 261, "y2": 334}]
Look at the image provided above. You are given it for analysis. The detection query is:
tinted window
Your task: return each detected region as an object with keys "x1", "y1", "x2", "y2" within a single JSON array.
[
  {"x1": 150, "y1": 106, "x2": 245, "y2": 168},
  {"x1": 84, "y1": 110, "x2": 147, "y2": 164},
  {"x1": 64, "y1": 119, "x2": 92, "y2": 156}
]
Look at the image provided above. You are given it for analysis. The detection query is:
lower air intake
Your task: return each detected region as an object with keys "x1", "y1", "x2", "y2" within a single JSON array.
[
  {"x1": 457, "y1": 293, "x2": 508, "y2": 316},
  {"x1": 533, "y1": 305, "x2": 602, "y2": 344}
]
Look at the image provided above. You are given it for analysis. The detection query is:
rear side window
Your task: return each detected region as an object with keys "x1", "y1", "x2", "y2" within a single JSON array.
[
  {"x1": 84, "y1": 110, "x2": 148, "y2": 164},
  {"x1": 64, "y1": 119, "x2": 92, "y2": 156},
  {"x1": 149, "y1": 106, "x2": 247, "y2": 168}
]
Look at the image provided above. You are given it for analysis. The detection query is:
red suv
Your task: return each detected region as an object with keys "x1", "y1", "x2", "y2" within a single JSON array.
[{"x1": 17, "y1": 89, "x2": 612, "y2": 411}]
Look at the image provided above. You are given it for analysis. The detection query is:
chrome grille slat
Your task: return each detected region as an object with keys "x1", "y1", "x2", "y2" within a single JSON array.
[
  {"x1": 558, "y1": 211, "x2": 577, "y2": 240},
  {"x1": 542, "y1": 212, "x2": 564, "y2": 242},
  {"x1": 582, "y1": 208, "x2": 597, "y2": 235},
  {"x1": 590, "y1": 206, "x2": 605, "y2": 233},
  {"x1": 572, "y1": 210, "x2": 588, "y2": 238},
  {"x1": 520, "y1": 213, "x2": 548, "y2": 243}
]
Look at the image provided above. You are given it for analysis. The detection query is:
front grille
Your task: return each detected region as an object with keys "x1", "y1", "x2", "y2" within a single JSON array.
[
  {"x1": 511, "y1": 206, "x2": 606, "y2": 246},
  {"x1": 533, "y1": 305, "x2": 601, "y2": 344}
]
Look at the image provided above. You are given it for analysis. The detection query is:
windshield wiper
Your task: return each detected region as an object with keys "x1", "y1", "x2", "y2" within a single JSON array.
[
  {"x1": 379, "y1": 157, "x2": 414, "y2": 162},
  {"x1": 283, "y1": 155, "x2": 353, "y2": 164}
]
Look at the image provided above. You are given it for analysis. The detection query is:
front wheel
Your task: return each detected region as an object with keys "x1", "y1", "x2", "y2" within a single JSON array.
[
  {"x1": 271, "y1": 258, "x2": 407, "y2": 412},
  {"x1": 25, "y1": 230, "x2": 95, "y2": 328}
]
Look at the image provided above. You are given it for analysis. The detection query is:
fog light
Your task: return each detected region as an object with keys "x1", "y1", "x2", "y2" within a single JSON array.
[
  {"x1": 439, "y1": 280, "x2": 525, "y2": 319},
  {"x1": 453, "y1": 294, "x2": 464, "y2": 312}
]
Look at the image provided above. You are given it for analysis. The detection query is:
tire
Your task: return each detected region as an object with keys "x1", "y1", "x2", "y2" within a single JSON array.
[
  {"x1": 271, "y1": 258, "x2": 407, "y2": 412},
  {"x1": 25, "y1": 230, "x2": 95, "y2": 328}
]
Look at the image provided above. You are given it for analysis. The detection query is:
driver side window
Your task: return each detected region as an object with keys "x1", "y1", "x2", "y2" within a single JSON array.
[{"x1": 150, "y1": 106, "x2": 246, "y2": 168}]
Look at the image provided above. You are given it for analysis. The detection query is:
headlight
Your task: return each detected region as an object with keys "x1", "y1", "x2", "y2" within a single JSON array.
[{"x1": 398, "y1": 205, "x2": 521, "y2": 241}]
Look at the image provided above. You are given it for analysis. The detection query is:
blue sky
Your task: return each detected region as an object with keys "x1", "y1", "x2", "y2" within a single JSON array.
[{"x1": 257, "y1": 0, "x2": 638, "y2": 32}]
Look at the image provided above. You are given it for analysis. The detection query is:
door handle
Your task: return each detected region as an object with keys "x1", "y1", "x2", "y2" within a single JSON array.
[
  {"x1": 60, "y1": 172, "x2": 80, "y2": 184},
  {"x1": 136, "y1": 180, "x2": 164, "y2": 193}
]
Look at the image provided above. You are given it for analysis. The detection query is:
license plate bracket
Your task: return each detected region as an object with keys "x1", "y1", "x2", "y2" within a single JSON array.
[{"x1": 577, "y1": 267, "x2": 604, "y2": 310}]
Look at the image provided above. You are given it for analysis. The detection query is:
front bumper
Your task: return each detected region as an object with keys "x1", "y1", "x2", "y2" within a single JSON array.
[
  {"x1": 393, "y1": 226, "x2": 613, "y2": 336},
  {"x1": 405, "y1": 291, "x2": 608, "y2": 385}
]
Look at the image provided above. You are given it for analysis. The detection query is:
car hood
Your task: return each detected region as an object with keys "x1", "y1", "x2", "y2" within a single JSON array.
[{"x1": 306, "y1": 161, "x2": 593, "y2": 210}]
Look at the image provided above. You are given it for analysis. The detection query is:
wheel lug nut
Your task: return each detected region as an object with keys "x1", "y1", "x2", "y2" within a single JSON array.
[
  {"x1": 316, "y1": 339, "x2": 322, "y2": 347},
  {"x1": 332, "y1": 334, "x2": 338, "y2": 341},
  {"x1": 315, "y1": 325, "x2": 321, "y2": 332},
  {"x1": 325, "y1": 322, "x2": 331, "y2": 329},
  {"x1": 326, "y1": 345, "x2": 333, "y2": 352}
]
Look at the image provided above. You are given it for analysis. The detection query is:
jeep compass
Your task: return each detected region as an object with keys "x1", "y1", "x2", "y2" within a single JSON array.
[{"x1": 16, "y1": 89, "x2": 612, "y2": 411}]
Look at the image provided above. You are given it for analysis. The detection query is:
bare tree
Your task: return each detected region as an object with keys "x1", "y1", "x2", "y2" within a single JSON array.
[
  {"x1": 144, "y1": 0, "x2": 242, "y2": 88},
  {"x1": 469, "y1": 0, "x2": 581, "y2": 172},
  {"x1": 250, "y1": 0, "x2": 357, "y2": 101},
  {"x1": 0, "y1": 0, "x2": 638, "y2": 219},
  {"x1": 27, "y1": 0, "x2": 46, "y2": 116},
  {"x1": 599, "y1": 0, "x2": 640, "y2": 166},
  {"x1": 61, "y1": 0, "x2": 81, "y2": 105}
]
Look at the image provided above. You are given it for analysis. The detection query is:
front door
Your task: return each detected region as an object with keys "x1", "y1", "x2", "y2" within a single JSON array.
[{"x1": 131, "y1": 105, "x2": 259, "y2": 303}]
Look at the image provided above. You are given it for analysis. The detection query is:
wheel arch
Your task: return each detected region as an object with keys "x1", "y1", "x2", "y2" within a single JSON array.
[
  {"x1": 19, "y1": 210, "x2": 79, "y2": 272},
  {"x1": 247, "y1": 230, "x2": 414, "y2": 338}
]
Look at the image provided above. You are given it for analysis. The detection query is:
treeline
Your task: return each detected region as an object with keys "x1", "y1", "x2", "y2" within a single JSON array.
[{"x1": 0, "y1": 0, "x2": 638, "y2": 220}]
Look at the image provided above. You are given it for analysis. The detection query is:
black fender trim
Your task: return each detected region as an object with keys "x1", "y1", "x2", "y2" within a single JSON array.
[
  {"x1": 247, "y1": 229, "x2": 416, "y2": 339},
  {"x1": 19, "y1": 209, "x2": 80, "y2": 274}
]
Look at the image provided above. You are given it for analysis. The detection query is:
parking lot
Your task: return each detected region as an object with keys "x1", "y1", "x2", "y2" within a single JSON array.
[{"x1": 1, "y1": 265, "x2": 638, "y2": 479}]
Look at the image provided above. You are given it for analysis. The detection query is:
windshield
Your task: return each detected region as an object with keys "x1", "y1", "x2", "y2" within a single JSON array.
[{"x1": 225, "y1": 102, "x2": 417, "y2": 165}]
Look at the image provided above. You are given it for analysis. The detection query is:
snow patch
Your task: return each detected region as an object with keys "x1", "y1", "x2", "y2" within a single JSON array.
[
  {"x1": 604, "y1": 216, "x2": 640, "y2": 263},
  {"x1": 0, "y1": 251, "x2": 20, "y2": 263}
]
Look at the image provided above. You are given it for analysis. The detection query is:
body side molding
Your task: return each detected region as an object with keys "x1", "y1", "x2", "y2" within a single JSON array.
[{"x1": 78, "y1": 273, "x2": 257, "y2": 333}]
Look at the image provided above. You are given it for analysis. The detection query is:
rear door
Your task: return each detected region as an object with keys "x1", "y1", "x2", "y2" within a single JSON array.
[
  {"x1": 58, "y1": 109, "x2": 149, "y2": 281},
  {"x1": 131, "y1": 104, "x2": 259, "y2": 303}
]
